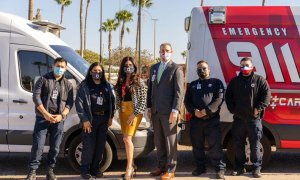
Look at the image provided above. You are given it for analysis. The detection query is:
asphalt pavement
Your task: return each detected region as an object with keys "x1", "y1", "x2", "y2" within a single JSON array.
[{"x1": 1, "y1": 146, "x2": 300, "y2": 179}]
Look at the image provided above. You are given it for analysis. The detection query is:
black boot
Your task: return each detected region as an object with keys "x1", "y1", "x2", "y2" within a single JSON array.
[
  {"x1": 80, "y1": 173, "x2": 92, "y2": 180},
  {"x1": 253, "y1": 169, "x2": 262, "y2": 178},
  {"x1": 25, "y1": 169, "x2": 36, "y2": 180},
  {"x1": 46, "y1": 168, "x2": 57, "y2": 180}
]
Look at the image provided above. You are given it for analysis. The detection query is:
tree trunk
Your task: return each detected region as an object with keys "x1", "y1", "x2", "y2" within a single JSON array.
[
  {"x1": 120, "y1": 21, "x2": 125, "y2": 50},
  {"x1": 28, "y1": 0, "x2": 34, "y2": 20},
  {"x1": 60, "y1": 5, "x2": 64, "y2": 24},
  {"x1": 84, "y1": 0, "x2": 90, "y2": 50},
  {"x1": 135, "y1": 12, "x2": 140, "y2": 61},
  {"x1": 108, "y1": 32, "x2": 112, "y2": 81},
  {"x1": 80, "y1": 0, "x2": 84, "y2": 57}
]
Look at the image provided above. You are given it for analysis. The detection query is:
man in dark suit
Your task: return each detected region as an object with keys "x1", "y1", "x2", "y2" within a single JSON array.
[{"x1": 147, "y1": 43, "x2": 184, "y2": 180}]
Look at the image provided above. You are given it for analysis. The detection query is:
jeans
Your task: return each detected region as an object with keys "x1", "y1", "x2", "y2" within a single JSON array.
[
  {"x1": 29, "y1": 116, "x2": 64, "y2": 170},
  {"x1": 232, "y1": 118, "x2": 263, "y2": 170}
]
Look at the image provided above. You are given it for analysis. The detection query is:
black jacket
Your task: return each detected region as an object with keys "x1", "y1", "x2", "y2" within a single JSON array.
[
  {"x1": 32, "y1": 72, "x2": 74, "y2": 117},
  {"x1": 225, "y1": 72, "x2": 271, "y2": 120},
  {"x1": 75, "y1": 80, "x2": 116, "y2": 125}
]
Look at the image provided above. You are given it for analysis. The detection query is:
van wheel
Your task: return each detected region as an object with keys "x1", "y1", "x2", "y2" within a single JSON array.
[
  {"x1": 226, "y1": 135, "x2": 271, "y2": 170},
  {"x1": 68, "y1": 135, "x2": 114, "y2": 172}
]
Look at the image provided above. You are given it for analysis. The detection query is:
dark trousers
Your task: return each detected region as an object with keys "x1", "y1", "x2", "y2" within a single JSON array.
[
  {"x1": 80, "y1": 115, "x2": 108, "y2": 175},
  {"x1": 29, "y1": 116, "x2": 64, "y2": 170},
  {"x1": 189, "y1": 117, "x2": 226, "y2": 171},
  {"x1": 152, "y1": 113, "x2": 177, "y2": 172},
  {"x1": 232, "y1": 118, "x2": 263, "y2": 170}
]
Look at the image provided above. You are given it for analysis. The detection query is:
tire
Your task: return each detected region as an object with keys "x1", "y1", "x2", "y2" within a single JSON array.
[
  {"x1": 226, "y1": 135, "x2": 271, "y2": 170},
  {"x1": 68, "y1": 135, "x2": 114, "y2": 173}
]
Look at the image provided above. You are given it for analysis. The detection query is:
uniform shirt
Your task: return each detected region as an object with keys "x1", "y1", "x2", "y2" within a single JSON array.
[
  {"x1": 89, "y1": 82, "x2": 110, "y2": 112},
  {"x1": 184, "y1": 77, "x2": 224, "y2": 118},
  {"x1": 48, "y1": 77, "x2": 62, "y2": 114}
]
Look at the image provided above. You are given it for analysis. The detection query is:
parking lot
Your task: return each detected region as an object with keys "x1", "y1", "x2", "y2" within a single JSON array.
[{"x1": 1, "y1": 145, "x2": 300, "y2": 180}]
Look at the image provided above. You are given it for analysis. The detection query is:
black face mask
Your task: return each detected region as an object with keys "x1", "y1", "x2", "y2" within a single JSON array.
[
  {"x1": 197, "y1": 69, "x2": 208, "y2": 79},
  {"x1": 91, "y1": 72, "x2": 102, "y2": 80},
  {"x1": 123, "y1": 66, "x2": 135, "y2": 74}
]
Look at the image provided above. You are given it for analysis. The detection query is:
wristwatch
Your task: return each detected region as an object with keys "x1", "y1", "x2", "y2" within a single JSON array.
[{"x1": 61, "y1": 113, "x2": 67, "y2": 120}]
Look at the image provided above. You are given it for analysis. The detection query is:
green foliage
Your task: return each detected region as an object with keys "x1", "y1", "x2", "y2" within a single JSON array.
[
  {"x1": 115, "y1": 10, "x2": 133, "y2": 23},
  {"x1": 101, "y1": 19, "x2": 120, "y2": 32},
  {"x1": 75, "y1": 49, "x2": 107, "y2": 64},
  {"x1": 55, "y1": 0, "x2": 72, "y2": 6},
  {"x1": 110, "y1": 47, "x2": 155, "y2": 67},
  {"x1": 130, "y1": 0, "x2": 153, "y2": 8}
]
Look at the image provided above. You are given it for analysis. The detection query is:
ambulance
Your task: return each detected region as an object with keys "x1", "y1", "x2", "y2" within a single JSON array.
[{"x1": 179, "y1": 6, "x2": 300, "y2": 168}]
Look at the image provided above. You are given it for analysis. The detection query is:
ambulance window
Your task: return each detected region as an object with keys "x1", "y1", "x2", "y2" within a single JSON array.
[{"x1": 18, "y1": 51, "x2": 52, "y2": 92}]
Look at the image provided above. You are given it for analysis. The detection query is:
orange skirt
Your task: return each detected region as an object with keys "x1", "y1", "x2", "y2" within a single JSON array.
[{"x1": 119, "y1": 101, "x2": 142, "y2": 136}]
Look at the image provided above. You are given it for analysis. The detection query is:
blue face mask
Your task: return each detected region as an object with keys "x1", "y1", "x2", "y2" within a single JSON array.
[{"x1": 53, "y1": 67, "x2": 65, "y2": 76}]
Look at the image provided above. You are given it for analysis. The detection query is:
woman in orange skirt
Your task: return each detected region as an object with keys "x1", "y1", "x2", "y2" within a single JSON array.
[{"x1": 115, "y1": 57, "x2": 147, "y2": 180}]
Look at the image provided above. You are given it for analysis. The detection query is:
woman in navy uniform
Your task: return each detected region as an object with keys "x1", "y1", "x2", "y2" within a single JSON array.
[{"x1": 75, "y1": 62, "x2": 115, "y2": 179}]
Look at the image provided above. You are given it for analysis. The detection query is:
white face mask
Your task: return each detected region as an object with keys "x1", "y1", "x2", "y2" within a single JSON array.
[{"x1": 160, "y1": 52, "x2": 172, "y2": 61}]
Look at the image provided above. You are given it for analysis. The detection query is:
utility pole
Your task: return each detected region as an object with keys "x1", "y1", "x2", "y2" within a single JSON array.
[{"x1": 152, "y1": 18, "x2": 158, "y2": 61}]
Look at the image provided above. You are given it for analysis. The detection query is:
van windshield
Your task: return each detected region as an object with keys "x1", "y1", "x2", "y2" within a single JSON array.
[{"x1": 50, "y1": 45, "x2": 89, "y2": 76}]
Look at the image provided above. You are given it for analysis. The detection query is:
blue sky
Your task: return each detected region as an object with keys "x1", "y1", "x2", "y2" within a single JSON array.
[{"x1": 1, "y1": 0, "x2": 300, "y2": 63}]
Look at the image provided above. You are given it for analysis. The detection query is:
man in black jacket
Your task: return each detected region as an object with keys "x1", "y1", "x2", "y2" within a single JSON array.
[
  {"x1": 184, "y1": 60, "x2": 226, "y2": 179},
  {"x1": 26, "y1": 58, "x2": 74, "y2": 180},
  {"x1": 225, "y1": 57, "x2": 271, "y2": 178}
]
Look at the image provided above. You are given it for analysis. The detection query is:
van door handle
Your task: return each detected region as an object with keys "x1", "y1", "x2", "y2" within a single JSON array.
[{"x1": 13, "y1": 99, "x2": 28, "y2": 104}]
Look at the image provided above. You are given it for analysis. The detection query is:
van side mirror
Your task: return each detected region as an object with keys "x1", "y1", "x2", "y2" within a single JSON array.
[{"x1": 184, "y1": 16, "x2": 191, "y2": 32}]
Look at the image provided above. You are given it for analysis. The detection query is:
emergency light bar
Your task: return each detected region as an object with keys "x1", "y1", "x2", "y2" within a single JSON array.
[{"x1": 209, "y1": 7, "x2": 226, "y2": 24}]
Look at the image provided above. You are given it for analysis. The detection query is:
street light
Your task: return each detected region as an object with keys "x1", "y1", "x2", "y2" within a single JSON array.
[
  {"x1": 138, "y1": 0, "x2": 142, "y2": 73},
  {"x1": 152, "y1": 18, "x2": 158, "y2": 61},
  {"x1": 99, "y1": 0, "x2": 103, "y2": 63}
]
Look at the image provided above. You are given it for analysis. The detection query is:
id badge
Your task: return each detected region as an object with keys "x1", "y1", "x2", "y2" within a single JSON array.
[
  {"x1": 197, "y1": 83, "x2": 201, "y2": 90},
  {"x1": 151, "y1": 74, "x2": 156, "y2": 82},
  {"x1": 97, "y1": 96, "x2": 103, "y2": 105},
  {"x1": 52, "y1": 89, "x2": 58, "y2": 99},
  {"x1": 121, "y1": 105, "x2": 125, "y2": 112}
]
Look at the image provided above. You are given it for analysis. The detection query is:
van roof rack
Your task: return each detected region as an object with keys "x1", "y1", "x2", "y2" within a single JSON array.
[{"x1": 32, "y1": 20, "x2": 66, "y2": 36}]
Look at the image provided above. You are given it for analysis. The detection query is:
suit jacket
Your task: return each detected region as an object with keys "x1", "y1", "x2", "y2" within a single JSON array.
[{"x1": 147, "y1": 60, "x2": 184, "y2": 115}]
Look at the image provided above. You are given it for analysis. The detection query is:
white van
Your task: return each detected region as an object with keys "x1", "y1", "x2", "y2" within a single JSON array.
[{"x1": 0, "y1": 12, "x2": 154, "y2": 172}]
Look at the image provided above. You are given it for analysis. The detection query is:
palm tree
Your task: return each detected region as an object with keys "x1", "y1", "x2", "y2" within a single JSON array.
[
  {"x1": 262, "y1": 0, "x2": 266, "y2": 6},
  {"x1": 201, "y1": 0, "x2": 204, "y2": 6},
  {"x1": 79, "y1": 0, "x2": 84, "y2": 57},
  {"x1": 130, "y1": 0, "x2": 153, "y2": 58},
  {"x1": 55, "y1": 0, "x2": 72, "y2": 24},
  {"x1": 101, "y1": 19, "x2": 120, "y2": 81},
  {"x1": 28, "y1": 0, "x2": 34, "y2": 20},
  {"x1": 84, "y1": 0, "x2": 91, "y2": 50},
  {"x1": 115, "y1": 10, "x2": 133, "y2": 50}
]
